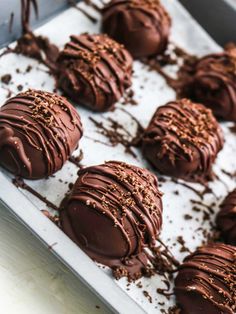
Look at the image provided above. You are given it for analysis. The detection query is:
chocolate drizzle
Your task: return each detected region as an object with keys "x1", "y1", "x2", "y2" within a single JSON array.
[
  {"x1": 175, "y1": 243, "x2": 236, "y2": 314},
  {"x1": 60, "y1": 161, "x2": 163, "y2": 277},
  {"x1": 88, "y1": 107, "x2": 144, "y2": 157},
  {"x1": 216, "y1": 189, "x2": 236, "y2": 245},
  {"x1": 13, "y1": 177, "x2": 59, "y2": 211},
  {"x1": 89, "y1": 116, "x2": 137, "y2": 157},
  {"x1": 67, "y1": 0, "x2": 98, "y2": 23},
  {"x1": 142, "y1": 99, "x2": 224, "y2": 182},
  {"x1": 0, "y1": 90, "x2": 83, "y2": 179},
  {"x1": 102, "y1": 0, "x2": 171, "y2": 59},
  {"x1": 57, "y1": 33, "x2": 133, "y2": 112}
]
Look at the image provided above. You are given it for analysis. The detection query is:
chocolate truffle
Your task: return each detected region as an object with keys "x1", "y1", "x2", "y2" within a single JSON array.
[
  {"x1": 216, "y1": 189, "x2": 236, "y2": 246},
  {"x1": 60, "y1": 161, "x2": 163, "y2": 275},
  {"x1": 102, "y1": 0, "x2": 171, "y2": 59},
  {"x1": 180, "y1": 52, "x2": 236, "y2": 121},
  {"x1": 142, "y1": 99, "x2": 224, "y2": 182},
  {"x1": 0, "y1": 89, "x2": 83, "y2": 179},
  {"x1": 175, "y1": 243, "x2": 236, "y2": 314},
  {"x1": 57, "y1": 33, "x2": 133, "y2": 112}
]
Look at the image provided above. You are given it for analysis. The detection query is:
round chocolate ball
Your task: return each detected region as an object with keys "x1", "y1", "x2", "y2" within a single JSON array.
[
  {"x1": 216, "y1": 189, "x2": 236, "y2": 246},
  {"x1": 102, "y1": 0, "x2": 171, "y2": 59},
  {"x1": 60, "y1": 161, "x2": 163, "y2": 271},
  {"x1": 175, "y1": 243, "x2": 236, "y2": 314},
  {"x1": 142, "y1": 99, "x2": 224, "y2": 182},
  {"x1": 181, "y1": 52, "x2": 236, "y2": 122},
  {"x1": 0, "y1": 89, "x2": 83, "y2": 179},
  {"x1": 57, "y1": 33, "x2": 133, "y2": 112}
]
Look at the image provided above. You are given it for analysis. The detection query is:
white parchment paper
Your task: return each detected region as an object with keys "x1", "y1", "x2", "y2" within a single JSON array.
[{"x1": 0, "y1": 1, "x2": 235, "y2": 313}]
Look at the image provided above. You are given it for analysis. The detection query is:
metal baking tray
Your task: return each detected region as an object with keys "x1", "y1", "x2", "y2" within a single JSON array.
[
  {"x1": 0, "y1": 1, "x2": 235, "y2": 313},
  {"x1": 179, "y1": 0, "x2": 236, "y2": 45}
]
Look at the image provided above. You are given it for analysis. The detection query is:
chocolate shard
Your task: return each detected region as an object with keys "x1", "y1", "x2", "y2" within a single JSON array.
[
  {"x1": 60, "y1": 161, "x2": 163, "y2": 277},
  {"x1": 57, "y1": 33, "x2": 133, "y2": 112},
  {"x1": 216, "y1": 189, "x2": 236, "y2": 246},
  {"x1": 142, "y1": 98, "x2": 224, "y2": 182},
  {"x1": 175, "y1": 243, "x2": 236, "y2": 314},
  {"x1": 0, "y1": 89, "x2": 83, "y2": 179},
  {"x1": 102, "y1": 0, "x2": 171, "y2": 59}
]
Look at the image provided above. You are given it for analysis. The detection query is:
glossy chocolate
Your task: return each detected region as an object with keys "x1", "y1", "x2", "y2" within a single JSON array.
[
  {"x1": 142, "y1": 99, "x2": 224, "y2": 182},
  {"x1": 216, "y1": 189, "x2": 236, "y2": 246},
  {"x1": 179, "y1": 51, "x2": 236, "y2": 122},
  {"x1": 175, "y1": 243, "x2": 236, "y2": 314},
  {"x1": 102, "y1": 0, "x2": 171, "y2": 59},
  {"x1": 0, "y1": 89, "x2": 83, "y2": 179},
  {"x1": 60, "y1": 161, "x2": 163, "y2": 275},
  {"x1": 57, "y1": 33, "x2": 133, "y2": 112}
]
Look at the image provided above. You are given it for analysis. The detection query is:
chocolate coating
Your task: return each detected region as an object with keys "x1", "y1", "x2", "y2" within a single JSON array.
[
  {"x1": 102, "y1": 0, "x2": 171, "y2": 59},
  {"x1": 181, "y1": 52, "x2": 236, "y2": 121},
  {"x1": 216, "y1": 189, "x2": 236, "y2": 246},
  {"x1": 142, "y1": 99, "x2": 224, "y2": 182},
  {"x1": 175, "y1": 243, "x2": 236, "y2": 314},
  {"x1": 0, "y1": 90, "x2": 83, "y2": 179},
  {"x1": 60, "y1": 161, "x2": 163, "y2": 272},
  {"x1": 57, "y1": 33, "x2": 133, "y2": 112}
]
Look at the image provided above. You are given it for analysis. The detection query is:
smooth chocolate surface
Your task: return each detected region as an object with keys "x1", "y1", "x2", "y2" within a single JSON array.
[
  {"x1": 60, "y1": 161, "x2": 163, "y2": 275},
  {"x1": 175, "y1": 243, "x2": 236, "y2": 314},
  {"x1": 0, "y1": 89, "x2": 83, "y2": 179},
  {"x1": 142, "y1": 99, "x2": 224, "y2": 182},
  {"x1": 57, "y1": 33, "x2": 133, "y2": 112},
  {"x1": 102, "y1": 0, "x2": 171, "y2": 59},
  {"x1": 179, "y1": 51, "x2": 236, "y2": 122},
  {"x1": 216, "y1": 189, "x2": 236, "y2": 246}
]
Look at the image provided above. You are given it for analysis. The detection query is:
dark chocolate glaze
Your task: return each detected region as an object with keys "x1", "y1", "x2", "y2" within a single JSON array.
[
  {"x1": 102, "y1": 0, "x2": 171, "y2": 59},
  {"x1": 57, "y1": 33, "x2": 133, "y2": 112},
  {"x1": 142, "y1": 99, "x2": 224, "y2": 182},
  {"x1": 60, "y1": 161, "x2": 163, "y2": 275},
  {"x1": 0, "y1": 90, "x2": 83, "y2": 179},
  {"x1": 175, "y1": 243, "x2": 236, "y2": 314},
  {"x1": 216, "y1": 189, "x2": 236, "y2": 246},
  {"x1": 178, "y1": 51, "x2": 236, "y2": 122}
]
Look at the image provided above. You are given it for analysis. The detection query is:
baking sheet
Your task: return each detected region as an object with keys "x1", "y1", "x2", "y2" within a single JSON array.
[{"x1": 0, "y1": 1, "x2": 235, "y2": 313}]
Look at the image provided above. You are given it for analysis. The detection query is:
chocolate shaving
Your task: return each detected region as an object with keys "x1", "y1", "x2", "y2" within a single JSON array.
[
  {"x1": 9, "y1": 12, "x2": 14, "y2": 33},
  {"x1": 1, "y1": 74, "x2": 12, "y2": 85},
  {"x1": 67, "y1": 0, "x2": 98, "y2": 23},
  {"x1": 69, "y1": 149, "x2": 84, "y2": 169},
  {"x1": 89, "y1": 116, "x2": 137, "y2": 158}
]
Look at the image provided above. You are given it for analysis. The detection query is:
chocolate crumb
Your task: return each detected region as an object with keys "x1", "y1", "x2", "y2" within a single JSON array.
[
  {"x1": 17, "y1": 84, "x2": 23, "y2": 91},
  {"x1": 143, "y1": 291, "x2": 153, "y2": 303},
  {"x1": 184, "y1": 214, "x2": 192, "y2": 220},
  {"x1": 1, "y1": 74, "x2": 12, "y2": 85}
]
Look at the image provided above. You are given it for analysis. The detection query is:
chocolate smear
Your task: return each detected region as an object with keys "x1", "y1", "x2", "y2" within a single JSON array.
[{"x1": 13, "y1": 177, "x2": 59, "y2": 211}]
